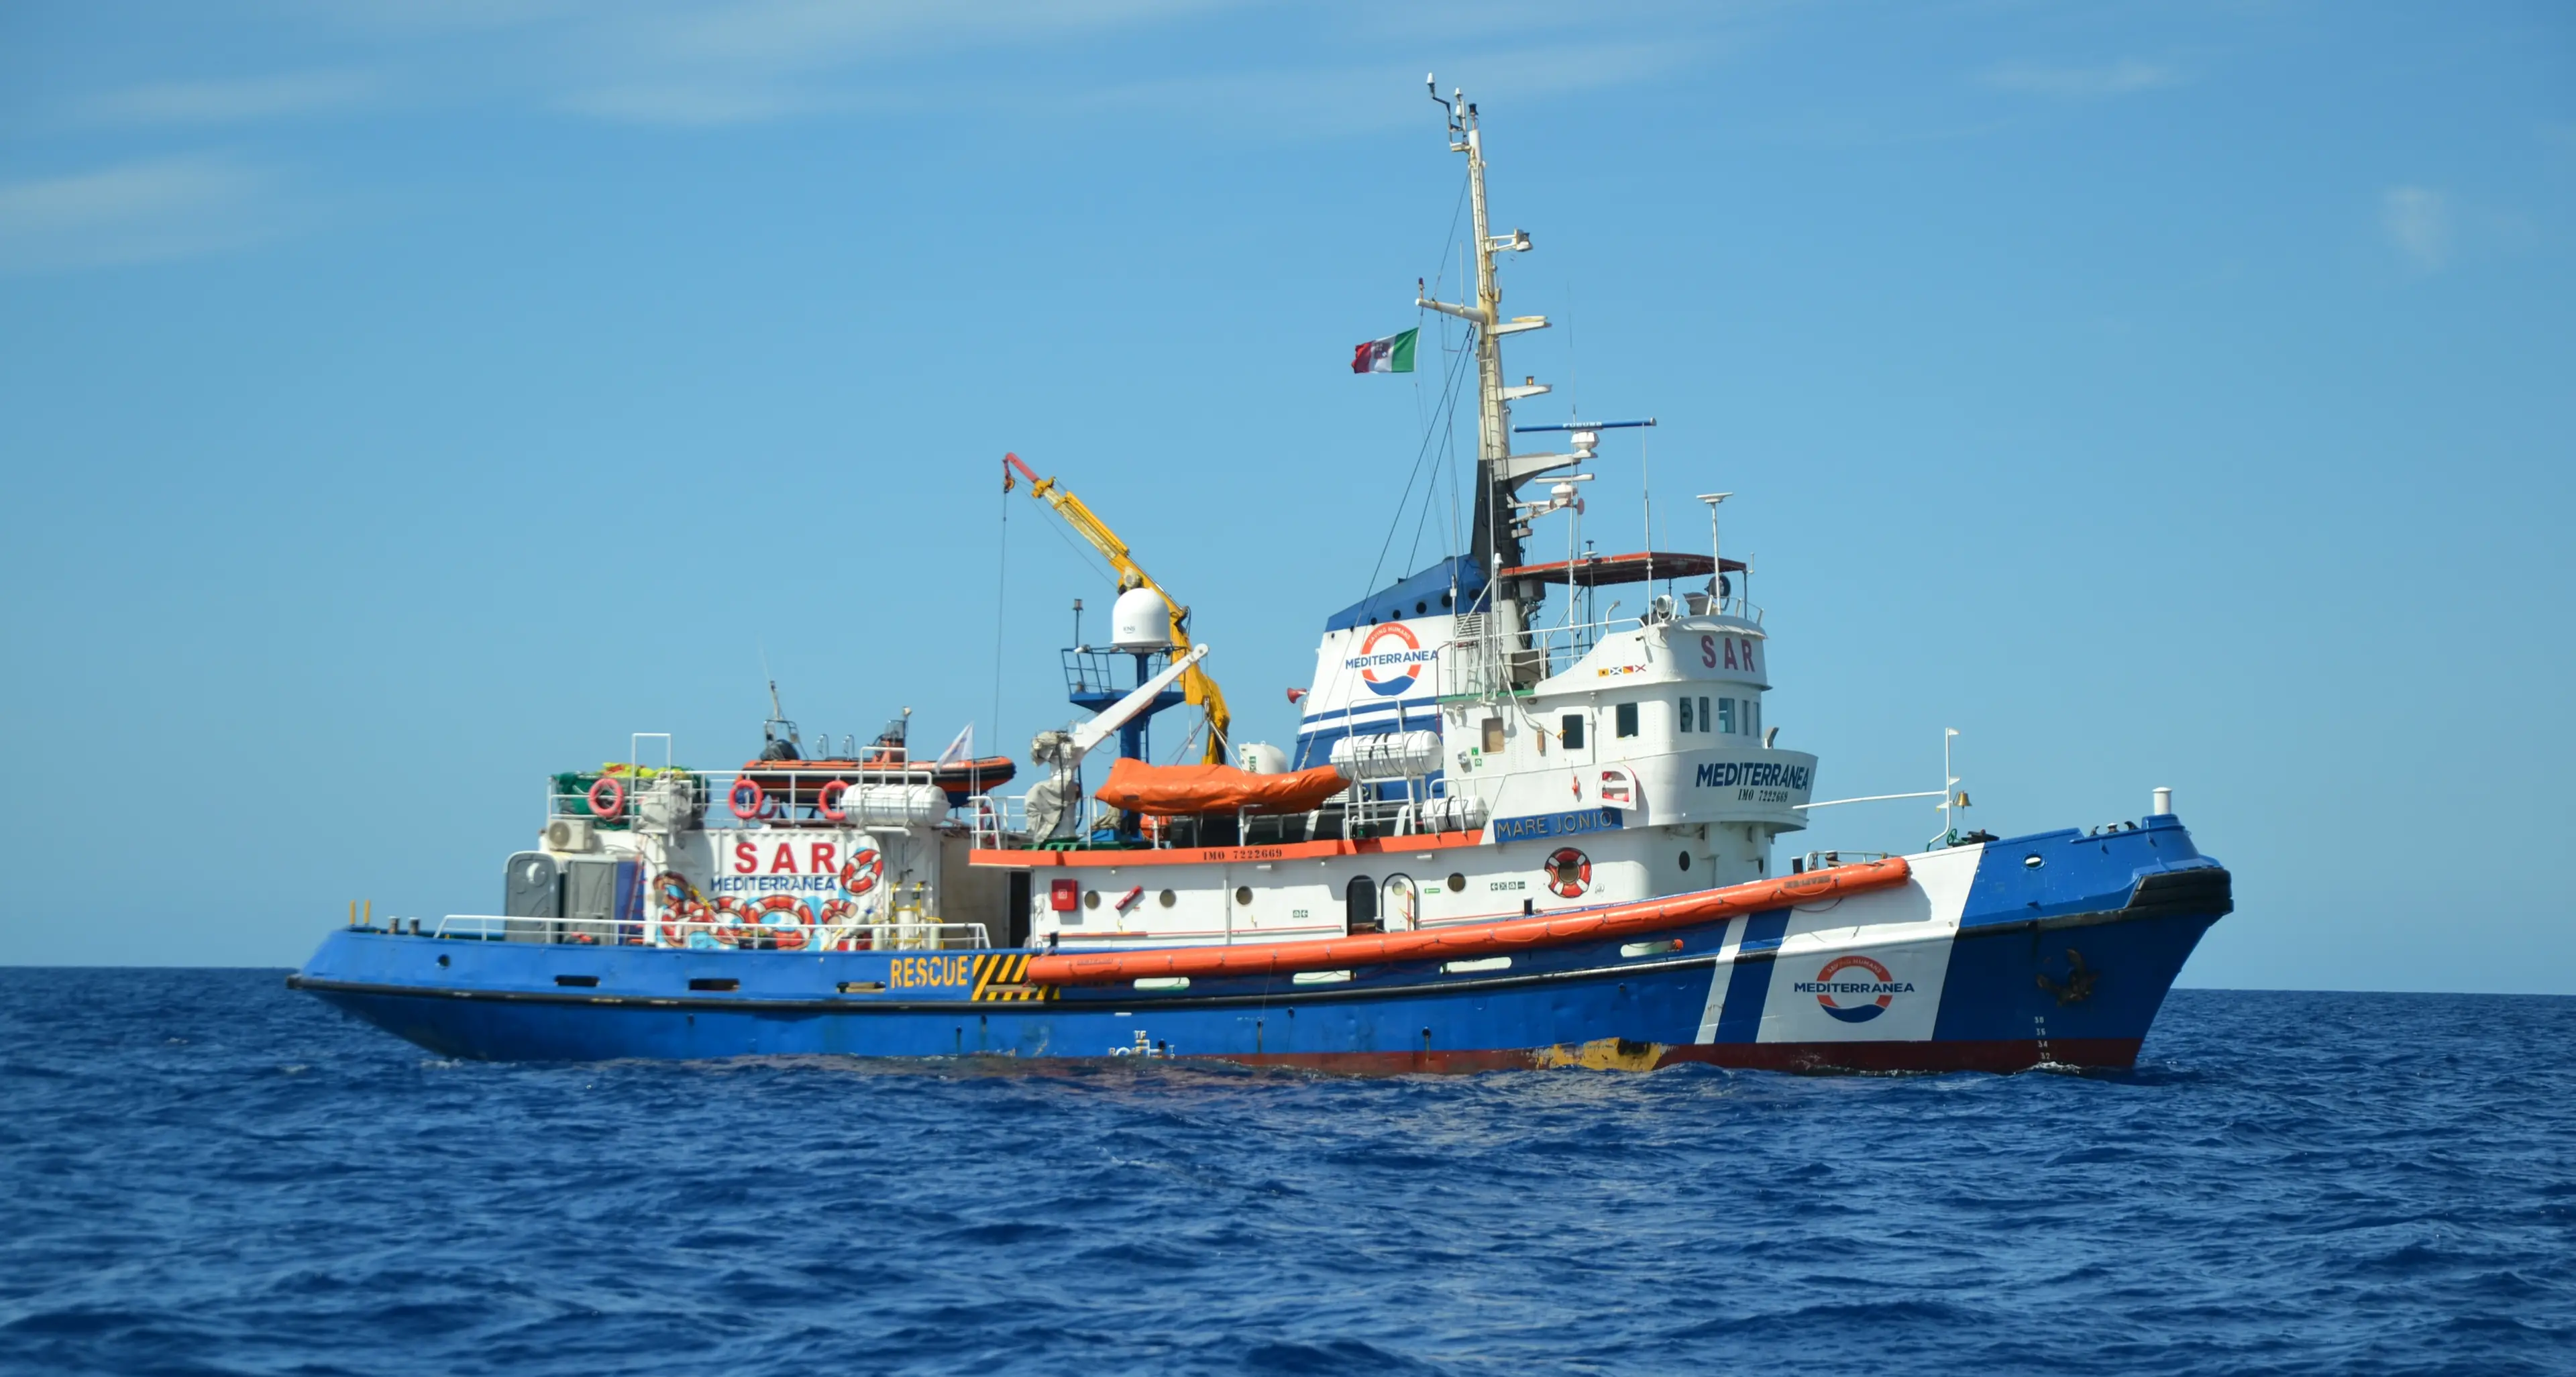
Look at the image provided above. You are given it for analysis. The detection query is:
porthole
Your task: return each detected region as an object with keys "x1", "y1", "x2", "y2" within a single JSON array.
[
  {"x1": 1415, "y1": 600, "x2": 1427, "y2": 614},
  {"x1": 1234, "y1": 886, "x2": 1253, "y2": 905},
  {"x1": 1083, "y1": 889, "x2": 1102, "y2": 910},
  {"x1": 2023, "y1": 855, "x2": 2044, "y2": 869},
  {"x1": 1678, "y1": 852, "x2": 1691, "y2": 872},
  {"x1": 1159, "y1": 889, "x2": 1177, "y2": 907},
  {"x1": 1446, "y1": 873, "x2": 1466, "y2": 893},
  {"x1": 1440, "y1": 590, "x2": 1453, "y2": 606}
]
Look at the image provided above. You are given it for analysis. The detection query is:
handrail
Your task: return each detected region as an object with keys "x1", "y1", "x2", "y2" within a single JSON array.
[
  {"x1": 428, "y1": 914, "x2": 991, "y2": 951},
  {"x1": 1439, "y1": 603, "x2": 1774, "y2": 698},
  {"x1": 546, "y1": 762, "x2": 955, "y2": 830}
]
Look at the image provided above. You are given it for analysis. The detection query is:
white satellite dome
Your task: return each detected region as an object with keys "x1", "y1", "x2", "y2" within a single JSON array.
[{"x1": 1110, "y1": 586, "x2": 1176, "y2": 652}]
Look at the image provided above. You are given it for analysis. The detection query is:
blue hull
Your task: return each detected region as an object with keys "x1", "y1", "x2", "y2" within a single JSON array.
[{"x1": 294, "y1": 818, "x2": 2229, "y2": 1073}]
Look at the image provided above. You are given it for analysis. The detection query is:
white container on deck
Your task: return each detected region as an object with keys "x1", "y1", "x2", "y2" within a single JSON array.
[
  {"x1": 1417, "y1": 793, "x2": 1490, "y2": 832},
  {"x1": 1236, "y1": 742, "x2": 1290, "y2": 775},
  {"x1": 841, "y1": 784, "x2": 950, "y2": 827},
  {"x1": 1331, "y1": 730, "x2": 1444, "y2": 781}
]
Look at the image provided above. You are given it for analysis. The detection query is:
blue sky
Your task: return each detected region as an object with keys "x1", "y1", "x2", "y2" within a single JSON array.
[{"x1": 2, "y1": 2, "x2": 2569, "y2": 987}]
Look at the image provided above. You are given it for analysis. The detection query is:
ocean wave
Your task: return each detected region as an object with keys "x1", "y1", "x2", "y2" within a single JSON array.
[{"x1": 1, "y1": 977, "x2": 2571, "y2": 1376}]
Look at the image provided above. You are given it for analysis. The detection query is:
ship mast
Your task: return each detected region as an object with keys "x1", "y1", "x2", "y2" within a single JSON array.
[{"x1": 1419, "y1": 79, "x2": 1556, "y2": 596}]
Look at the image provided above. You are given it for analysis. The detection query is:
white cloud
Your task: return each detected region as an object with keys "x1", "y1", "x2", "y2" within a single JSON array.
[
  {"x1": 560, "y1": 80, "x2": 819, "y2": 126},
  {"x1": 549, "y1": 0, "x2": 1238, "y2": 125},
  {"x1": 536, "y1": 1, "x2": 1707, "y2": 129},
  {"x1": 0, "y1": 158, "x2": 281, "y2": 272},
  {"x1": 84, "y1": 71, "x2": 379, "y2": 125},
  {"x1": 1980, "y1": 59, "x2": 2182, "y2": 99},
  {"x1": 1075, "y1": 41, "x2": 1697, "y2": 137},
  {"x1": 35, "y1": 2, "x2": 1737, "y2": 135},
  {"x1": 2381, "y1": 186, "x2": 2449, "y2": 270},
  {"x1": 612, "y1": 0, "x2": 1225, "y2": 68}
]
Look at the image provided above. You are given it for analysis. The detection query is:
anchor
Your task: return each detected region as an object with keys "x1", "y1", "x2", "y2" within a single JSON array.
[{"x1": 2035, "y1": 947, "x2": 2098, "y2": 1006}]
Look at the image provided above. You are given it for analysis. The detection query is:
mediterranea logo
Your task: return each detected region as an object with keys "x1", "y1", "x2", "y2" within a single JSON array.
[
  {"x1": 1351, "y1": 622, "x2": 1433, "y2": 697},
  {"x1": 1796, "y1": 954, "x2": 1915, "y2": 1024}
]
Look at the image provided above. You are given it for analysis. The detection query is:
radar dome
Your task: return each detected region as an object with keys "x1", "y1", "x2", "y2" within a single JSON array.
[{"x1": 1111, "y1": 587, "x2": 1176, "y2": 652}]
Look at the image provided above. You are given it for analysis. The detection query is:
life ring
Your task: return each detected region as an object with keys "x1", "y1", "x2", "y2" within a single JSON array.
[
  {"x1": 818, "y1": 779, "x2": 849, "y2": 822},
  {"x1": 710, "y1": 893, "x2": 788, "y2": 949},
  {"x1": 661, "y1": 899, "x2": 713, "y2": 947},
  {"x1": 1546, "y1": 846, "x2": 1592, "y2": 899},
  {"x1": 696, "y1": 895, "x2": 750, "y2": 947},
  {"x1": 728, "y1": 778, "x2": 764, "y2": 820},
  {"x1": 839, "y1": 847, "x2": 884, "y2": 896},
  {"x1": 652, "y1": 872, "x2": 694, "y2": 944},
  {"x1": 588, "y1": 775, "x2": 626, "y2": 820},
  {"x1": 732, "y1": 894, "x2": 815, "y2": 950},
  {"x1": 818, "y1": 898, "x2": 856, "y2": 924}
]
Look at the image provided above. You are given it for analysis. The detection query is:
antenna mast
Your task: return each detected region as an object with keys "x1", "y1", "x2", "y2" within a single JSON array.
[{"x1": 1420, "y1": 76, "x2": 1544, "y2": 582}]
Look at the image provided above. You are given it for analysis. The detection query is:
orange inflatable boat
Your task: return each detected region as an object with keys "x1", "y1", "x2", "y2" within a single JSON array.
[{"x1": 1091, "y1": 757, "x2": 1350, "y2": 816}]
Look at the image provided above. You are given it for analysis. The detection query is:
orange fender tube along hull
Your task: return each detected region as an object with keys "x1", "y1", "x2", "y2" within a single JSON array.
[{"x1": 1022, "y1": 857, "x2": 1912, "y2": 986}]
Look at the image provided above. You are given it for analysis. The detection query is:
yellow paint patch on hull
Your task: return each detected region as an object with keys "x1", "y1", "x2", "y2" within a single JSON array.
[{"x1": 1529, "y1": 1036, "x2": 1667, "y2": 1072}]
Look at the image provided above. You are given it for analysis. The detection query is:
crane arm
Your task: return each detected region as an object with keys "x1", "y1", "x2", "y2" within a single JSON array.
[
  {"x1": 1004, "y1": 452, "x2": 1233, "y2": 763},
  {"x1": 1069, "y1": 645, "x2": 1211, "y2": 761}
]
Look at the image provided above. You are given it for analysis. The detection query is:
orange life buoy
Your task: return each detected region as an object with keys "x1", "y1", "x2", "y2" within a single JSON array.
[
  {"x1": 1547, "y1": 847, "x2": 1592, "y2": 899},
  {"x1": 724, "y1": 893, "x2": 814, "y2": 950},
  {"x1": 818, "y1": 779, "x2": 849, "y2": 822},
  {"x1": 728, "y1": 778, "x2": 764, "y2": 820},
  {"x1": 839, "y1": 848, "x2": 884, "y2": 896},
  {"x1": 652, "y1": 872, "x2": 694, "y2": 944},
  {"x1": 588, "y1": 775, "x2": 626, "y2": 820}
]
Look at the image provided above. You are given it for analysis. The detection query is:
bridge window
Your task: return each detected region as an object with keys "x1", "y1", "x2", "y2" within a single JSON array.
[
  {"x1": 1719, "y1": 698, "x2": 1737, "y2": 734},
  {"x1": 1562, "y1": 713, "x2": 1585, "y2": 749},
  {"x1": 1699, "y1": 696, "x2": 1711, "y2": 734},
  {"x1": 1615, "y1": 702, "x2": 1638, "y2": 738},
  {"x1": 1678, "y1": 697, "x2": 1693, "y2": 733}
]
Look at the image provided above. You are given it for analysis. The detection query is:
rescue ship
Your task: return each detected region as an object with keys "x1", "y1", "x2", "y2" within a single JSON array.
[{"x1": 290, "y1": 85, "x2": 2232, "y2": 1072}]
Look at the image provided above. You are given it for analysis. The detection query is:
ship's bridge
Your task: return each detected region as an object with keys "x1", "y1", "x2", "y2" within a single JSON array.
[{"x1": 1432, "y1": 584, "x2": 1817, "y2": 859}]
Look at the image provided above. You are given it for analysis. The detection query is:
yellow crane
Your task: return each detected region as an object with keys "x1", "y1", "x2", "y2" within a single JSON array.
[{"x1": 1003, "y1": 452, "x2": 1232, "y2": 765}]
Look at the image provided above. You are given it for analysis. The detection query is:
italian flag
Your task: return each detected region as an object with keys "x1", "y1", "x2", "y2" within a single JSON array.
[{"x1": 1350, "y1": 328, "x2": 1417, "y2": 374}]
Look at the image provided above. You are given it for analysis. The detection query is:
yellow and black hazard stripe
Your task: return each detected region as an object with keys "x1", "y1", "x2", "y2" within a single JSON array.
[{"x1": 970, "y1": 952, "x2": 1058, "y2": 1002}]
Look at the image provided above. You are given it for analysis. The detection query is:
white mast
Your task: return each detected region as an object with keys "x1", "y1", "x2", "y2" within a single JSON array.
[{"x1": 1418, "y1": 78, "x2": 1556, "y2": 594}]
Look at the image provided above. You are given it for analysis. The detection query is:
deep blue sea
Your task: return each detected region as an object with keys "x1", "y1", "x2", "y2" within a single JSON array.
[{"x1": 2, "y1": 972, "x2": 2571, "y2": 1376}]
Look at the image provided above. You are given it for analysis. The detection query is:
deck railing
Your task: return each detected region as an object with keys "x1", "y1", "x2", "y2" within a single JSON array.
[
  {"x1": 1792, "y1": 849, "x2": 1891, "y2": 874},
  {"x1": 968, "y1": 793, "x2": 1026, "y2": 850},
  {"x1": 428, "y1": 914, "x2": 991, "y2": 951},
  {"x1": 546, "y1": 758, "x2": 955, "y2": 832},
  {"x1": 1442, "y1": 602, "x2": 1768, "y2": 697}
]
